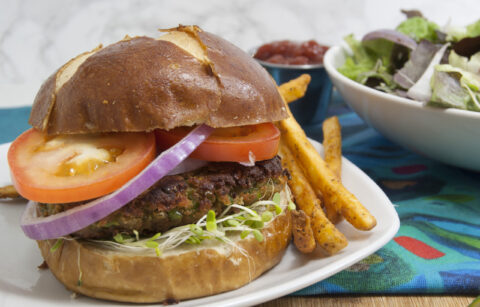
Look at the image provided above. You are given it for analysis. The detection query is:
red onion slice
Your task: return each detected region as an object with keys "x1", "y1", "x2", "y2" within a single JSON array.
[
  {"x1": 21, "y1": 124, "x2": 214, "y2": 240},
  {"x1": 362, "y1": 29, "x2": 417, "y2": 50}
]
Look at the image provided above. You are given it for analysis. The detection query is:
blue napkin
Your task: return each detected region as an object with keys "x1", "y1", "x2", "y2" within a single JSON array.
[{"x1": 0, "y1": 107, "x2": 31, "y2": 143}]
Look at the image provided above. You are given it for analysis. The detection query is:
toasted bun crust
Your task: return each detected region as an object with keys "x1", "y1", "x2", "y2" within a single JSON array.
[
  {"x1": 37, "y1": 209, "x2": 291, "y2": 303},
  {"x1": 29, "y1": 25, "x2": 287, "y2": 135}
]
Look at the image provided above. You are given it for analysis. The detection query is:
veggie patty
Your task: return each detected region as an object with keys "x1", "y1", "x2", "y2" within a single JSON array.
[{"x1": 37, "y1": 156, "x2": 287, "y2": 239}]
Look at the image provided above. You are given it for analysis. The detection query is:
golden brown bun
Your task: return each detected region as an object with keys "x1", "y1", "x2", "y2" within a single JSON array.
[
  {"x1": 29, "y1": 25, "x2": 287, "y2": 135},
  {"x1": 37, "y1": 210, "x2": 292, "y2": 303}
]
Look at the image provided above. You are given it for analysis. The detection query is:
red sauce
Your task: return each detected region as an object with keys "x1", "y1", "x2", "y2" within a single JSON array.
[{"x1": 254, "y1": 40, "x2": 329, "y2": 65}]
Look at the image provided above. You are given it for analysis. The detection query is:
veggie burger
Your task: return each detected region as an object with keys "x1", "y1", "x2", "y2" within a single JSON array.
[{"x1": 7, "y1": 26, "x2": 294, "y2": 303}]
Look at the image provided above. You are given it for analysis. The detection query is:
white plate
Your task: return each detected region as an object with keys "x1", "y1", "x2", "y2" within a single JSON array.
[
  {"x1": 324, "y1": 45, "x2": 480, "y2": 171},
  {"x1": 0, "y1": 140, "x2": 399, "y2": 307}
]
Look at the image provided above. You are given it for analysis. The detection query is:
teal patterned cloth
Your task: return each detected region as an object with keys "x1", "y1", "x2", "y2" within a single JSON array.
[
  {"x1": 2, "y1": 101, "x2": 479, "y2": 294},
  {"x1": 0, "y1": 107, "x2": 31, "y2": 144}
]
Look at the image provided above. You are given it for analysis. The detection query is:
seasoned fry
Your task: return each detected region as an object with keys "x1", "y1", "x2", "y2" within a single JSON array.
[
  {"x1": 291, "y1": 210, "x2": 316, "y2": 253},
  {"x1": 277, "y1": 74, "x2": 311, "y2": 103},
  {"x1": 319, "y1": 190, "x2": 341, "y2": 224},
  {"x1": 322, "y1": 116, "x2": 343, "y2": 224},
  {"x1": 323, "y1": 116, "x2": 342, "y2": 178},
  {"x1": 311, "y1": 205, "x2": 348, "y2": 254},
  {"x1": 278, "y1": 108, "x2": 377, "y2": 231},
  {"x1": 0, "y1": 185, "x2": 21, "y2": 199},
  {"x1": 278, "y1": 142, "x2": 316, "y2": 216},
  {"x1": 279, "y1": 142, "x2": 348, "y2": 254}
]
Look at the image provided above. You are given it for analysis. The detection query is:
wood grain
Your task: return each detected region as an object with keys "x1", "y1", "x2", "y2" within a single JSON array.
[{"x1": 258, "y1": 296, "x2": 476, "y2": 307}]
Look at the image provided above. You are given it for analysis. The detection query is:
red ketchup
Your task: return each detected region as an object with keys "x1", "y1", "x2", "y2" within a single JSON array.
[{"x1": 254, "y1": 40, "x2": 329, "y2": 65}]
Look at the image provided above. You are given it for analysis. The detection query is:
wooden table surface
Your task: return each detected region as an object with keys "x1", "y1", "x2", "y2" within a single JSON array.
[{"x1": 259, "y1": 295, "x2": 476, "y2": 306}]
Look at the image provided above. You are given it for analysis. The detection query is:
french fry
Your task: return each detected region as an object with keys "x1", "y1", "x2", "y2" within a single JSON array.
[
  {"x1": 279, "y1": 142, "x2": 348, "y2": 254},
  {"x1": 278, "y1": 142, "x2": 316, "y2": 216},
  {"x1": 277, "y1": 74, "x2": 311, "y2": 103},
  {"x1": 322, "y1": 116, "x2": 343, "y2": 224},
  {"x1": 291, "y1": 210, "x2": 316, "y2": 253},
  {"x1": 0, "y1": 185, "x2": 21, "y2": 199},
  {"x1": 317, "y1": 188, "x2": 342, "y2": 224},
  {"x1": 278, "y1": 108, "x2": 377, "y2": 231},
  {"x1": 311, "y1": 204, "x2": 348, "y2": 254},
  {"x1": 323, "y1": 116, "x2": 342, "y2": 178}
]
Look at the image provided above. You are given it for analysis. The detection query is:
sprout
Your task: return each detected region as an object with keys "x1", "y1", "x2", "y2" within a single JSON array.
[
  {"x1": 262, "y1": 211, "x2": 273, "y2": 222},
  {"x1": 133, "y1": 230, "x2": 140, "y2": 241},
  {"x1": 150, "y1": 232, "x2": 162, "y2": 241},
  {"x1": 113, "y1": 233, "x2": 124, "y2": 243},
  {"x1": 241, "y1": 230, "x2": 251, "y2": 239},
  {"x1": 206, "y1": 210, "x2": 217, "y2": 232},
  {"x1": 77, "y1": 274, "x2": 83, "y2": 287},
  {"x1": 288, "y1": 200, "x2": 296, "y2": 210},
  {"x1": 89, "y1": 185, "x2": 289, "y2": 257},
  {"x1": 50, "y1": 238, "x2": 63, "y2": 252},
  {"x1": 145, "y1": 241, "x2": 159, "y2": 248},
  {"x1": 225, "y1": 219, "x2": 240, "y2": 227},
  {"x1": 272, "y1": 192, "x2": 281, "y2": 205},
  {"x1": 189, "y1": 224, "x2": 204, "y2": 236},
  {"x1": 247, "y1": 220, "x2": 264, "y2": 229},
  {"x1": 186, "y1": 236, "x2": 202, "y2": 244},
  {"x1": 252, "y1": 229, "x2": 264, "y2": 242}
]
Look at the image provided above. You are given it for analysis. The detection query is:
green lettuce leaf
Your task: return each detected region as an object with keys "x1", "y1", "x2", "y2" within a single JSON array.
[
  {"x1": 429, "y1": 64, "x2": 480, "y2": 111},
  {"x1": 357, "y1": 59, "x2": 393, "y2": 86},
  {"x1": 436, "y1": 65, "x2": 480, "y2": 92},
  {"x1": 362, "y1": 38, "x2": 394, "y2": 69},
  {"x1": 449, "y1": 50, "x2": 480, "y2": 76},
  {"x1": 338, "y1": 34, "x2": 393, "y2": 86},
  {"x1": 344, "y1": 34, "x2": 373, "y2": 64},
  {"x1": 447, "y1": 19, "x2": 480, "y2": 41},
  {"x1": 338, "y1": 56, "x2": 373, "y2": 81},
  {"x1": 396, "y1": 17, "x2": 439, "y2": 42},
  {"x1": 338, "y1": 34, "x2": 375, "y2": 81},
  {"x1": 429, "y1": 71, "x2": 478, "y2": 110},
  {"x1": 466, "y1": 20, "x2": 480, "y2": 37}
]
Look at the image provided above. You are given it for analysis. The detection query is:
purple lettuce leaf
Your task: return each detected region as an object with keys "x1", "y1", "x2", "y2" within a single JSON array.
[
  {"x1": 393, "y1": 40, "x2": 442, "y2": 89},
  {"x1": 452, "y1": 35, "x2": 480, "y2": 58}
]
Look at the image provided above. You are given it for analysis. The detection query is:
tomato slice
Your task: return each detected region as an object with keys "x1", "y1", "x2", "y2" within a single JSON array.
[
  {"x1": 8, "y1": 129, "x2": 156, "y2": 203},
  {"x1": 155, "y1": 123, "x2": 280, "y2": 162}
]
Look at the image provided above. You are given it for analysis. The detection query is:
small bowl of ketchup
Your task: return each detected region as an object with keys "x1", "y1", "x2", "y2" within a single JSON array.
[{"x1": 252, "y1": 40, "x2": 332, "y2": 126}]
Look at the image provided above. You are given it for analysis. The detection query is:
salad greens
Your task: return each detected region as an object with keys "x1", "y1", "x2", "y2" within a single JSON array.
[
  {"x1": 339, "y1": 11, "x2": 480, "y2": 112},
  {"x1": 393, "y1": 40, "x2": 440, "y2": 89},
  {"x1": 447, "y1": 19, "x2": 480, "y2": 41},
  {"x1": 396, "y1": 16, "x2": 439, "y2": 42},
  {"x1": 338, "y1": 35, "x2": 393, "y2": 86}
]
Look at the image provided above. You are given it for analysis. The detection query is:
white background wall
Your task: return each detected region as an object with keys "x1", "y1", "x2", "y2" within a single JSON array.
[{"x1": 1, "y1": 0, "x2": 478, "y2": 86}]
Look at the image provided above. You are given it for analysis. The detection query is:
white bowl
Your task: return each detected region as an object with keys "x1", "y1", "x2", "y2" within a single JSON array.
[{"x1": 324, "y1": 45, "x2": 480, "y2": 171}]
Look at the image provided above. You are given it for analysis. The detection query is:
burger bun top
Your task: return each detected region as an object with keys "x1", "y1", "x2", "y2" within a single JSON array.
[{"x1": 29, "y1": 25, "x2": 288, "y2": 135}]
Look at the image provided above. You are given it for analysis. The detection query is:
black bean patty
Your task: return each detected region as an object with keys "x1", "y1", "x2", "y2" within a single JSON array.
[{"x1": 37, "y1": 156, "x2": 287, "y2": 240}]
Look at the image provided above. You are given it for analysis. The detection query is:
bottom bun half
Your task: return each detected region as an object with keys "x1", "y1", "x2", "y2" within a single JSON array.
[{"x1": 37, "y1": 202, "x2": 292, "y2": 303}]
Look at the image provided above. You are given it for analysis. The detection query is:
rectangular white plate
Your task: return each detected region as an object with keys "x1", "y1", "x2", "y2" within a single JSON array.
[{"x1": 0, "y1": 140, "x2": 399, "y2": 306}]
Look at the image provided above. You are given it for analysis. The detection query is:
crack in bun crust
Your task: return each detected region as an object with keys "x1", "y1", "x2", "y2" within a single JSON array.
[
  {"x1": 29, "y1": 25, "x2": 288, "y2": 135},
  {"x1": 37, "y1": 209, "x2": 292, "y2": 303}
]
